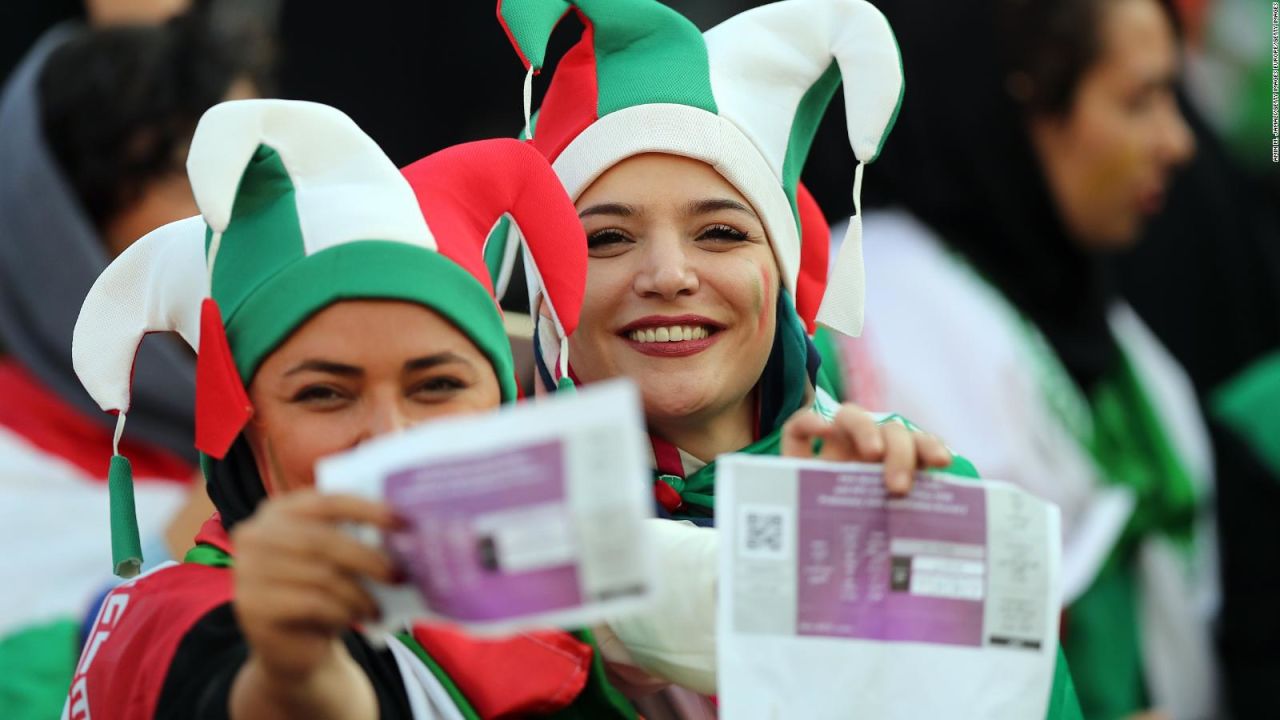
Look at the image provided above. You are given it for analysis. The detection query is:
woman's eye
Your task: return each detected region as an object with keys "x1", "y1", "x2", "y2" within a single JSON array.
[
  {"x1": 698, "y1": 224, "x2": 749, "y2": 243},
  {"x1": 1125, "y1": 86, "x2": 1164, "y2": 115},
  {"x1": 291, "y1": 385, "x2": 347, "y2": 405},
  {"x1": 586, "y1": 229, "x2": 633, "y2": 250},
  {"x1": 413, "y1": 376, "x2": 467, "y2": 396}
]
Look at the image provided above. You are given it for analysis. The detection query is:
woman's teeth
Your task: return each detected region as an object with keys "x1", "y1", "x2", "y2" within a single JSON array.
[{"x1": 627, "y1": 325, "x2": 711, "y2": 343}]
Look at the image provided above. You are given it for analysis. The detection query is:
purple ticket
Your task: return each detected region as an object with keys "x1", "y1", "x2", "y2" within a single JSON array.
[
  {"x1": 795, "y1": 469, "x2": 987, "y2": 647},
  {"x1": 383, "y1": 439, "x2": 584, "y2": 622}
]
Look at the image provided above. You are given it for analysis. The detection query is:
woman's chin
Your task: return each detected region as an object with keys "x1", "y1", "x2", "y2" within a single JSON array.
[{"x1": 636, "y1": 376, "x2": 729, "y2": 422}]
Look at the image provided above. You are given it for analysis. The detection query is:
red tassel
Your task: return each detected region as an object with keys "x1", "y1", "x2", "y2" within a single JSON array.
[{"x1": 195, "y1": 298, "x2": 253, "y2": 458}]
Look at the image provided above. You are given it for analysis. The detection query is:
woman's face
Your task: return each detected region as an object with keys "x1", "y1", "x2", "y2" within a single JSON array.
[
  {"x1": 568, "y1": 153, "x2": 778, "y2": 431},
  {"x1": 1029, "y1": 0, "x2": 1194, "y2": 249},
  {"x1": 244, "y1": 300, "x2": 502, "y2": 493}
]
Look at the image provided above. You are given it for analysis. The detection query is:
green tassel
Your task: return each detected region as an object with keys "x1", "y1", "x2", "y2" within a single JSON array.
[
  {"x1": 108, "y1": 455, "x2": 143, "y2": 578},
  {"x1": 556, "y1": 375, "x2": 576, "y2": 393}
]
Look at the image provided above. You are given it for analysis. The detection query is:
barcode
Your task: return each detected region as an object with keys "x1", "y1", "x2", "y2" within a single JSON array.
[{"x1": 745, "y1": 510, "x2": 784, "y2": 555}]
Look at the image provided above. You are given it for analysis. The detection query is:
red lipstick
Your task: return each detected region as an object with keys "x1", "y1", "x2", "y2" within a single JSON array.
[{"x1": 617, "y1": 315, "x2": 724, "y2": 358}]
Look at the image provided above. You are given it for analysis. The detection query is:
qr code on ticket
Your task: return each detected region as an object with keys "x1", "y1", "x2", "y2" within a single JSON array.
[{"x1": 738, "y1": 505, "x2": 791, "y2": 559}]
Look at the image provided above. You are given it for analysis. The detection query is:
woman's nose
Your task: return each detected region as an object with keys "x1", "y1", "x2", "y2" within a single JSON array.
[
  {"x1": 1158, "y1": 100, "x2": 1195, "y2": 168},
  {"x1": 633, "y1": 233, "x2": 698, "y2": 299},
  {"x1": 365, "y1": 393, "x2": 408, "y2": 440}
]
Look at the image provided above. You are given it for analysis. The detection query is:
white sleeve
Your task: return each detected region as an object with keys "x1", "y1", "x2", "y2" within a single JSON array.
[{"x1": 599, "y1": 519, "x2": 718, "y2": 695}]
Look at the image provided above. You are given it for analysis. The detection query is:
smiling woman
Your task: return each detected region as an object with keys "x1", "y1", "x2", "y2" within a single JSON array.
[
  {"x1": 501, "y1": 0, "x2": 960, "y2": 515},
  {"x1": 571, "y1": 154, "x2": 778, "y2": 460},
  {"x1": 493, "y1": 1, "x2": 1086, "y2": 718}
]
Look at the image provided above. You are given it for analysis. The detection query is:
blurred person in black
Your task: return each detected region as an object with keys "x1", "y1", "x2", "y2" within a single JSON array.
[
  {"x1": 0, "y1": 6, "x2": 269, "y2": 718},
  {"x1": 832, "y1": 0, "x2": 1225, "y2": 717},
  {"x1": 1116, "y1": 16, "x2": 1280, "y2": 720}
]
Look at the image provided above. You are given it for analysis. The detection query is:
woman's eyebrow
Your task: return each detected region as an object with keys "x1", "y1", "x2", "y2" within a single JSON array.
[
  {"x1": 284, "y1": 359, "x2": 362, "y2": 377},
  {"x1": 404, "y1": 352, "x2": 470, "y2": 372},
  {"x1": 578, "y1": 202, "x2": 637, "y2": 219},
  {"x1": 684, "y1": 197, "x2": 758, "y2": 220}
]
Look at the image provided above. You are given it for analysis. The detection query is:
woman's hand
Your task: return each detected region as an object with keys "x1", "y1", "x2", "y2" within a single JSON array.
[
  {"x1": 781, "y1": 404, "x2": 953, "y2": 496},
  {"x1": 229, "y1": 491, "x2": 399, "y2": 720}
]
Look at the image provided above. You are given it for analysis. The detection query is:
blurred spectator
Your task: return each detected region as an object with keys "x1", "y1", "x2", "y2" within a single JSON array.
[
  {"x1": 1119, "y1": 119, "x2": 1280, "y2": 715},
  {"x1": 1116, "y1": 3, "x2": 1280, "y2": 716},
  {"x1": 0, "y1": 7, "x2": 269, "y2": 718},
  {"x1": 1, "y1": 0, "x2": 195, "y2": 84},
  {"x1": 836, "y1": 0, "x2": 1220, "y2": 717}
]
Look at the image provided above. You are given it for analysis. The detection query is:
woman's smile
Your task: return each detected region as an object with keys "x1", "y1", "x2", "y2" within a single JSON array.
[{"x1": 617, "y1": 314, "x2": 724, "y2": 357}]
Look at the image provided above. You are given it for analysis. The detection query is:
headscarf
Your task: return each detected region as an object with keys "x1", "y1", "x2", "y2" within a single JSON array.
[{"x1": 0, "y1": 26, "x2": 196, "y2": 461}]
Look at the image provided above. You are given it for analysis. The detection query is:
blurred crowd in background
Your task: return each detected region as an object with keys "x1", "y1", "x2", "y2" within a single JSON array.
[{"x1": 1, "y1": 0, "x2": 1277, "y2": 718}]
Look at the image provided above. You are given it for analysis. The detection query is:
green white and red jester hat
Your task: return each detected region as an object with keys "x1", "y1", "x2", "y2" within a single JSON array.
[
  {"x1": 496, "y1": 0, "x2": 904, "y2": 382},
  {"x1": 72, "y1": 99, "x2": 585, "y2": 577}
]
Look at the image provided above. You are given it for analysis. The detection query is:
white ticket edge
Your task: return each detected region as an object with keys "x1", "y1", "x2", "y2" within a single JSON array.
[
  {"x1": 315, "y1": 379, "x2": 658, "y2": 637},
  {"x1": 715, "y1": 454, "x2": 1063, "y2": 720}
]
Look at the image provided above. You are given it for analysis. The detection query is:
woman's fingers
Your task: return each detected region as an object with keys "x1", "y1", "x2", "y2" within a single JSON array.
[
  {"x1": 916, "y1": 432, "x2": 954, "y2": 468},
  {"x1": 297, "y1": 524, "x2": 398, "y2": 584},
  {"x1": 290, "y1": 492, "x2": 401, "y2": 531},
  {"x1": 235, "y1": 492, "x2": 398, "y2": 583},
  {"x1": 235, "y1": 526, "x2": 393, "y2": 590},
  {"x1": 780, "y1": 410, "x2": 830, "y2": 457},
  {"x1": 829, "y1": 405, "x2": 886, "y2": 460},
  {"x1": 783, "y1": 404, "x2": 953, "y2": 495},
  {"x1": 232, "y1": 491, "x2": 396, "y2": 635},
  {"x1": 240, "y1": 554, "x2": 382, "y2": 622},
  {"x1": 784, "y1": 406, "x2": 887, "y2": 460},
  {"x1": 880, "y1": 422, "x2": 916, "y2": 496}
]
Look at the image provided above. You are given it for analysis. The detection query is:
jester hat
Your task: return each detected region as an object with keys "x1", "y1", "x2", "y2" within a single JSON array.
[
  {"x1": 72, "y1": 99, "x2": 585, "y2": 576},
  {"x1": 498, "y1": 0, "x2": 903, "y2": 363}
]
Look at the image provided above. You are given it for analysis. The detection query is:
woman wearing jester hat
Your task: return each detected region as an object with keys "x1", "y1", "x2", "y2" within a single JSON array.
[
  {"x1": 495, "y1": 0, "x2": 1083, "y2": 716},
  {"x1": 64, "y1": 98, "x2": 669, "y2": 719}
]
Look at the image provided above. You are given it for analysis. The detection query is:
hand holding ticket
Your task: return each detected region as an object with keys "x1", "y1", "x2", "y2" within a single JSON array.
[
  {"x1": 717, "y1": 455, "x2": 1062, "y2": 720},
  {"x1": 316, "y1": 380, "x2": 657, "y2": 634}
]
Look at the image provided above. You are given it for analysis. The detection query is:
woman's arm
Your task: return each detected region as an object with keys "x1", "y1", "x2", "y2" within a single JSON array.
[{"x1": 230, "y1": 639, "x2": 377, "y2": 720}]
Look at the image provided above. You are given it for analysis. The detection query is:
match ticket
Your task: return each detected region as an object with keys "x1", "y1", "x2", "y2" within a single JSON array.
[
  {"x1": 317, "y1": 380, "x2": 657, "y2": 634},
  {"x1": 717, "y1": 455, "x2": 1061, "y2": 720}
]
